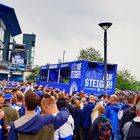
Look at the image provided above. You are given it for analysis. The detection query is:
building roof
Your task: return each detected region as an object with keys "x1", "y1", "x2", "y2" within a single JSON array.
[{"x1": 0, "y1": 3, "x2": 22, "y2": 36}]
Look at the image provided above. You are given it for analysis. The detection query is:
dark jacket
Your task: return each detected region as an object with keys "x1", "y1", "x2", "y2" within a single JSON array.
[
  {"x1": 120, "y1": 106, "x2": 136, "y2": 132},
  {"x1": 73, "y1": 107, "x2": 83, "y2": 134},
  {"x1": 123, "y1": 117, "x2": 140, "y2": 140},
  {"x1": 7, "y1": 108, "x2": 69, "y2": 140},
  {"x1": 116, "y1": 103, "x2": 131, "y2": 134},
  {"x1": 127, "y1": 120, "x2": 140, "y2": 140},
  {"x1": 82, "y1": 102, "x2": 95, "y2": 129},
  {"x1": 2, "y1": 104, "x2": 19, "y2": 127},
  {"x1": 2, "y1": 104, "x2": 19, "y2": 139}
]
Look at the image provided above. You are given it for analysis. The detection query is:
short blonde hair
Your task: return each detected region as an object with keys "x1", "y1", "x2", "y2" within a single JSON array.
[
  {"x1": 41, "y1": 98, "x2": 56, "y2": 107},
  {"x1": 110, "y1": 94, "x2": 118, "y2": 102},
  {"x1": 93, "y1": 103, "x2": 105, "y2": 114}
]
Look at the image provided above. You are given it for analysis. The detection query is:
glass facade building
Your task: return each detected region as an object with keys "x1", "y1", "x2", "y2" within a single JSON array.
[
  {"x1": 0, "y1": 4, "x2": 36, "y2": 81},
  {"x1": 23, "y1": 33, "x2": 36, "y2": 68}
]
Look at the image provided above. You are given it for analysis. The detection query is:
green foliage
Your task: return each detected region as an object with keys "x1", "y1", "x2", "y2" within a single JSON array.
[
  {"x1": 26, "y1": 66, "x2": 40, "y2": 82},
  {"x1": 76, "y1": 47, "x2": 140, "y2": 91},
  {"x1": 77, "y1": 47, "x2": 103, "y2": 62},
  {"x1": 116, "y1": 69, "x2": 140, "y2": 91},
  {"x1": 26, "y1": 75, "x2": 35, "y2": 82}
]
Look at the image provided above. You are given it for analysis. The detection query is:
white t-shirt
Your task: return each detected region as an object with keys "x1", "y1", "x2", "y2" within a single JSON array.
[{"x1": 53, "y1": 113, "x2": 74, "y2": 140}]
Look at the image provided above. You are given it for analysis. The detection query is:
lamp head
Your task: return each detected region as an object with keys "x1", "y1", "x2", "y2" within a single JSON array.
[{"x1": 98, "y1": 22, "x2": 112, "y2": 31}]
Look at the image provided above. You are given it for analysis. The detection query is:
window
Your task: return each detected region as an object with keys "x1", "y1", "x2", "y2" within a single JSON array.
[
  {"x1": 59, "y1": 68, "x2": 70, "y2": 83},
  {"x1": 39, "y1": 70, "x2": 48, "y2": 81},
  {"x1": 49, "y1": 69, "x2": 59, "y2": 82}
]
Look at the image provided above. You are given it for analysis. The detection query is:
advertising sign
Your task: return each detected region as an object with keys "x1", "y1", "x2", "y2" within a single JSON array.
[
  {"x1": 84, "y1": 67, "x2": 116, "y2": 94},
  {"x1": 11, "y1": 50, "x2": 26, "y2": 71}
]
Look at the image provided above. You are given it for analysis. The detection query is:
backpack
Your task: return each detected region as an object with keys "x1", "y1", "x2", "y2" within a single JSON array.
[
  {"x1": 126, "y1": 121, "x2": 140, "y2": 140},
  {"x1": 97, "y1": 117, "x2": 112, "y2": 140}
]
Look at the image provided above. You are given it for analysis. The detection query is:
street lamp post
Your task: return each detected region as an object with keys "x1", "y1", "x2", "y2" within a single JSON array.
[
  {"x1": 62, "y1": 50, "x2": 65, "y2": 63},
  {"x1": 98, "y1": 22, "x2": 112, "y2": 95}
]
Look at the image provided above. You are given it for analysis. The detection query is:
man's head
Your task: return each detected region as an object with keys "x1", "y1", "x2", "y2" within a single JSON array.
[
  {"x1": 24, "y1": 91, "x2": 39, "y2": 111},
  {"x1": 82, "y1": 98, "x2": 88, "y2": 106},
  {"x1": 41, "y1": 98, "x2": 58, "y2": 115},
  {"x1": 0, "y1": 93, "x2": 5, "y2": 108},
  {"x1": 16, "y1": 93, "x2": 24, "y2": 102},
  {"x1": 109, "y1": 94, "x2": 118, "y2": 104},
  {"x1": 127, "y1": 94, "x2": 136, "y2": 106},
  {"x1": 56, "y1": 98, "x2": 68, "y2": 110},
  {"x1": 88, "y1": 95, "x2": 97, "y2": 104}
]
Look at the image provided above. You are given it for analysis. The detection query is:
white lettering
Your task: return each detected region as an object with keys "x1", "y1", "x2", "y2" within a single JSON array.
[
  {"x1": 71, "y1": 71, "x2": 81, "y2": 78},
  {"x1": 85, "y1": 79, "x2": 89, "y2": 86},
  {"x1": 49, "y1": 65, "x2": 57, "y2": 69},
  {"x1": 77, "y1": 63, "x2": 82, "y2": 70},
  {"x1": 99, "y1": 80, "x2": 104, "y2": 88},
  {"x1": 92, "y1": 80, "x2": 96, "y2": 87},
  {"x1": 85, "y1": 79, "x2": 113, "y2": 89},
  {"x1": 107, "y1": 74, "x2": 113, "y2": 81},
  {"x1": 15, "y1": 58, "x2": 24, "y2": 64},
  {"x1": 103, "y1": 74, "x2": 113, "y2": 81},
  {"x1": 107, "y1": 81, "x2": 112, "y2": 89}
]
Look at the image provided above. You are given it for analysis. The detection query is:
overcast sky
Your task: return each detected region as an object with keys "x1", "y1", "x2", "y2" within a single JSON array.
[{"x1": 1, "y1": 0, "x2": 140, "y2": 80}]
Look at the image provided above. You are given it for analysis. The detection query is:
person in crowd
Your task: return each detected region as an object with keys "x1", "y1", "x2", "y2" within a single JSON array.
[
  {"x1": 42, "y1": 97, "x2": 74, "y2": 140},
  {"x1": 2, "y1": 93, "x2": 19, "y2": 139},
  {"x1": 81, "y1": 98, "x2": 88, "y2": 109},
  {"x1": 73, "y1": 99, "x2": 83, "y2": 140},
  {"x1": 10, "y1": 95, "x2": 20, "y2": 111},
  {"x1": 14, "y1": 92, "x2": 24, "y2": 117},
  {"x1": 15, "y1": 93, "x2": 24, "y2": 108},
  {"x1": 105, "y1": 94, "x2": 120, "y2": 140},
  {"x1": 88, "y1": 103, "x2": 112, "y2": 140},
  {"x1": 104, "y1": 95, "x2": 110, "y2": 108},
  {"x1": 120, "y1": 95, "x2": 137, "y2": 139},
  {"x1": 91, "y1": 102, "x2": 103, "y2": 123},
  {"x1": 0, "y1": 92, "x2": 5, "y2": 109},
  {"x1": 57, "y1": 97, "x2": 74, "y2": 118},
  {"x1": 123, "y1": 95, "x2": 140, "y2": 140},
  {"x1": 0, "y1": 109, "x2": 4, "y2": 140},
  {"x1": 117, "y1": 94, "x2": 136, "y2": 139},
  {"x1": 7, "y1": 91, "x2": 70, "y2": 140},
  {"x1": 82, "y1": 95, "x2": 97, "y2": 140},
  {"x1": 40, "y1": 93, "x2": 52, "y2": 108},
  {"x1": 121, "y1": 94, "x2": 136, "y2": 110},
  {"x1": 0, "y1": 93, "x2": 5, "y2": 140}
]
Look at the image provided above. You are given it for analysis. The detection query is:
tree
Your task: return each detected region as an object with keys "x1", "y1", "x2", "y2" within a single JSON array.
[
  {"x1": 76, "y1": 47, "x2": 140, "y2": 91},
  {"x1": 26, "y1": 66, "x2": 40, "y2": 82},
  {"x1": 116, "y1": 69, "x2": 140, "y2": 91},
  {"x1": 77, "y1": 47, "x2": 103, "y2": 62}
]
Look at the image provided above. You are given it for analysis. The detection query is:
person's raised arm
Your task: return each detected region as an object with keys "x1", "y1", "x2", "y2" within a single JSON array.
[{"x1": 43, "y1": 107, "x2": 69, "y2": 130}]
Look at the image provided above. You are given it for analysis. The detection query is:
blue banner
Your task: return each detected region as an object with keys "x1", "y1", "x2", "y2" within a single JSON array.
[
  {"x1": 38, "y1": 60, "x2": 117, "y2": 95},
  {"x1": 83, "y1": 64, "x2": 117, "y2": 95}
]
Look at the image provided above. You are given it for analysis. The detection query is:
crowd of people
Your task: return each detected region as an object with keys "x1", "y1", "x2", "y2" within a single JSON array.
[{"x1": 0, "y1": 80, "x2": 140, "y2": 140}]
